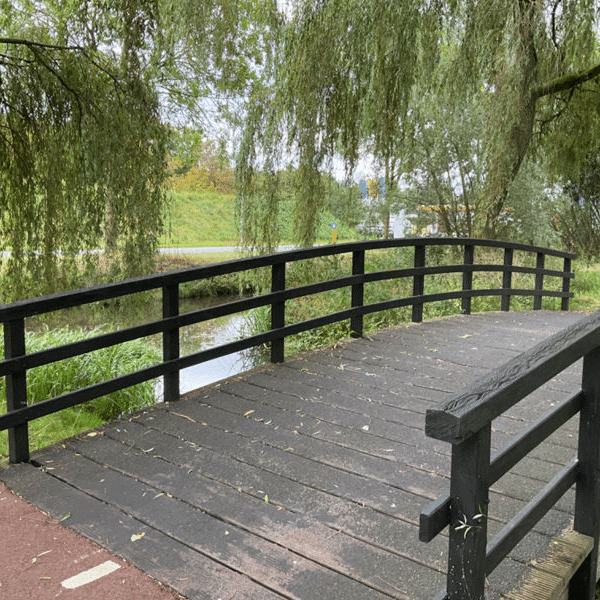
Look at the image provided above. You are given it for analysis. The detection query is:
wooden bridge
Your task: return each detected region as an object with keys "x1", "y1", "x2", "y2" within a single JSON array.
[
  {"x1": 3, "y1": 238, "x2": 598, "y2": 599},
  {"x1": 0, "y1": 310, "x2": 590, "y2": 600}
]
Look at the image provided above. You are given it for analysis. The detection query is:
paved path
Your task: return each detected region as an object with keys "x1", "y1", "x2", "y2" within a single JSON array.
[
  {"x1": 0, "y1": 311, "x2": 587, "y2": 600},
  {"x1": 0, "y1": 245, "x2": 295, "y2": 259},
  {"x1": 159, "y1": 245, "x2": 296, "y2": 254}
]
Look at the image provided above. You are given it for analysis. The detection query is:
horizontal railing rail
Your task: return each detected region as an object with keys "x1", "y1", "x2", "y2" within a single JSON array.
[
  {"x1": 0, "y1": 237, "x2": 575, "y2": 463},
  {"x1": 420, "y1": 310, "x2": 600, "y2": 600}
]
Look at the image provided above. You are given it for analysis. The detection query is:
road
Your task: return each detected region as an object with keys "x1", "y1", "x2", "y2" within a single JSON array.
[
  {"x1": 159, "y1": 245, "x2": 295, "y2": 254},
  {"x1": 0, "y1": 246, "x2": 297, "y2": 258}
]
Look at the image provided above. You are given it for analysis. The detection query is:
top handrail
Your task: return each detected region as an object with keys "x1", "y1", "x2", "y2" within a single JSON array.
[
  {"x1": 425, "y1": 310, "x2": 600, "y2": 444},
  {"x1": 0, "y1": 238, "x2": 575, "y2": 322}
]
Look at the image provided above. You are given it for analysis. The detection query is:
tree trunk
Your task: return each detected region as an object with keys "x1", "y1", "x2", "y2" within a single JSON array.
[
  {"x1": 382, "y1": 207, "x2": 390, "y2": 238},
  {"x1": 480, "y1": 0, "x2": 538, "y2": 238}
]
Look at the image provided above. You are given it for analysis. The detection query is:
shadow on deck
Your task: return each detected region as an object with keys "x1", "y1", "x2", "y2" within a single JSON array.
[{"x1": 0, "y1": 311, "x2": 586, "y2": 600}]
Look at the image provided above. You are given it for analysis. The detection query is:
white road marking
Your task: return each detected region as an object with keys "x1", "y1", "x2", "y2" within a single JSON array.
[{"x1": 61, "y1": 560, "x2": 121, "y2": 589}]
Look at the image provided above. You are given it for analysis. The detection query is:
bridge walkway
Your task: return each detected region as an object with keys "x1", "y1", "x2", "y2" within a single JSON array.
[{"x1": 0, "y1": 311, "x2": 585, "y2": 600}]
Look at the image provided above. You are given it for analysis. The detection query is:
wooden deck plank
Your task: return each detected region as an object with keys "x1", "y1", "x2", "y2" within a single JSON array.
[
  {"x1": 172, "y1": 387, "x2": 574, "y2": 527},
  {"x1": 97, "y1": 421, "x2": 451, "y2": 572},
  {"x1": 0, "y1": 311, "x2": 589, "y2": 599},
  {"x1": 35, "y1": 448, "x2": 411, "y2": 600},
  {"x1": 217, "y1": 368, "x2": 576, "y2": 485},
  {"x1": 45, "y1": 441, "x2": 446, "y2": 599}
]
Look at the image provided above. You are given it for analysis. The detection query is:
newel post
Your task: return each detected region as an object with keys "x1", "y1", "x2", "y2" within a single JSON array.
[
  {"x1": 350, "y1": 249, "x2": 365, "y2": 338},
  {"x1": 270, "y1": 261, "x2": 286, "y2": 363},
  {"x1": 533, "y1": 252, "x2": 545, "y2": 311},
  {"x1": 461, "y1": 243, "x2": 474, "y2": 315},
  {"x1": 446, "y1": 424, "x2": 491, "y2": 600},
  {"x1": 412, "y1": 244, "x2": 426, "y2": 323},
  {"x1": 562, "y1": 256, "x2": 572, "y2": 312},
  {"x1": 501, "y1": 247, "x2": 513, "y2": 312},
  {"x1": 5, "y1": 318, "x2": 29, "y2": 463},
  {"x1": 162, "y1": 283, "x2": 180, "y2": 404},
  {"x1": 569, "y1": 346, "x2": 600, "y2": 600}
]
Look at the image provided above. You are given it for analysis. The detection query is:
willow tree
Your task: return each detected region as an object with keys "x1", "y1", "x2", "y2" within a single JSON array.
[
  {"x1": 0, "y1": 0, "x2": 276, "y2": 299},
  {"x1": 0, "y1": 0, "x2": 168, "y2": 300},
  {"x1": 238, "y1": 0, "x2": 600, "y2": 245}
]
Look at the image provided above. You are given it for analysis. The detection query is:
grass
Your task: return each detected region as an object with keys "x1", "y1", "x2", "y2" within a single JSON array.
[
  {"x1": 570, "y1": 263, "x2": 600, "y2": 313},
  {"x1": 161, "y1": 191, "x2": 239, "y2": 247}
]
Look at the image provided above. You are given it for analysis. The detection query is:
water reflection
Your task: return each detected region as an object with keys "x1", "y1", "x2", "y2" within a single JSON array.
[{"x1": 178, "y1": 312, "x2": 261, "y2": 394}]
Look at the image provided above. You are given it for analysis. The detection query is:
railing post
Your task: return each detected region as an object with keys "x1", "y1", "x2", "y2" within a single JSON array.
[
  {"x1": 533, "y1": 252, "x2": 545, "y2": 310},
  {"x1": 5, "y1": 318, "x2": 29, "y2": 463},
  {"x1": 569, "y1": 347, "x2": 600, "y2": 600},
  {"x1": 461, "y1": 243, "x2": 474, "y2": 315},
  {"x1": 501, "y1": 247, "x2": 513, "y2": 312},
  {"x1": 271, "y1": 261, "x2": 285, "y2": 363},
  {"x1": 562, "y1": 256, "x2": 572, "y2": 312},
  {"x1": 162, "y1": 283, "x2": 180, "y2": 404},
  {"x1": 412, "y1": 244, "x2": 426, "y2": 323},
  {"x1": 446, "y1": 424, "x2": 491, "y2": 600},
  {"x1": 351, "y1": 249, "x2": 365, "y2": 338}
]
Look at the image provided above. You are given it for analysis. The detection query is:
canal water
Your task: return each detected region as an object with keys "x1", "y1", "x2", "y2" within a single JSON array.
[{"x1": 177, "y1": 310, "x2": 261, "y2": 395}]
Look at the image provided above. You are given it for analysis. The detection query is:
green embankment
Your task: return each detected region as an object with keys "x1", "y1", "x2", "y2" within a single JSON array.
[
  {"x1": 161, "y1": 190, "x2": 358, "y2": 248},
  {"x1": 162, "y1": 191, "x2": 239, "y2": 247}
]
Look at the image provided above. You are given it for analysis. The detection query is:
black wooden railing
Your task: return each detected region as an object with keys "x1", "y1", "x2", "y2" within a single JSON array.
[
  {"x1": 0, "y1": 238, "x2": 574, "y2": 464},
  {"x1": 420, "y1": 310, "x2": 600, "y2": 600}
]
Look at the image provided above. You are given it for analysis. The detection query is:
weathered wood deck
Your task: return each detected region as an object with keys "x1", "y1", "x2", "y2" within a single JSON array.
[{"x1": 0, "y1": 311, "x2": 587, "y2": 600}]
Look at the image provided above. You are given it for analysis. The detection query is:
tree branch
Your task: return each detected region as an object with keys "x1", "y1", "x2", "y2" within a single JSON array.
[
  {"x1": 0, "y1": 36, "x2": 125, "y2": 103},
  {"x1": 535, "y1": 61, "x2": 600, "y2": 99},
  {"x1": 0, "y1": 37, "x2": 83, "y2": 52}
]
